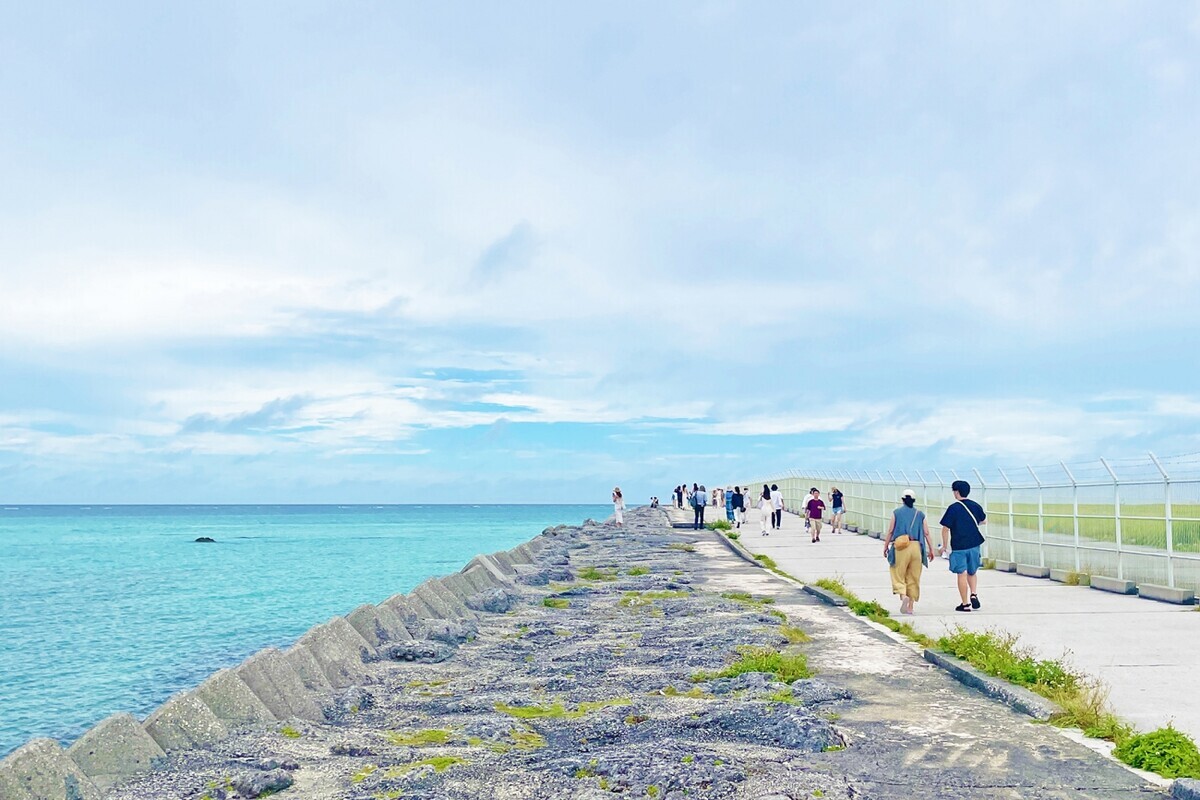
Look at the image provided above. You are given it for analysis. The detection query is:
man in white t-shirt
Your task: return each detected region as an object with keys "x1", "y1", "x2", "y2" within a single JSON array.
[{"x1": 770, "y1": 484, "x2": 784, "y2": 530}]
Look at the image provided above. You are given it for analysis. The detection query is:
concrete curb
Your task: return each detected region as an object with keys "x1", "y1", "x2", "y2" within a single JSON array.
[
  {"x1": 802, "y1": 585, "x2": 850, "y2": 607},
  {"x1": 1091, "y1": 575, "x2": 1137, "y2": 595},
  {"x1": 1138, "y1": 583, "x2": 1195, "y2": 605},
  {"x1": 66, "y1": 713, "x2": 165, "y2": 792},
  {"x1": 1173, "y1": 778, "x2": 1200, "y2": 799},
  {"x1": 922, "y1": 649, "x2": 1061, "y2": 721},
  {"x1": 711, "y1": 530, "x2": 766, "y2": 569},
  {"x1": 1016, "y1": 563, "x2": 1050, "y2": 579}
]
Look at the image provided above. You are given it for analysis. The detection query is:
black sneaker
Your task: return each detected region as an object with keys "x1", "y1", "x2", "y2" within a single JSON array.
[{"x1": 970, "y1": 594, "x2": 981, "y2": 609}]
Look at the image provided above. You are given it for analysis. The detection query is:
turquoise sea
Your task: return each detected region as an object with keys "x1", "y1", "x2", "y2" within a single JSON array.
[{"x1": 0, "y1": 504, "x2": 609, "y2": 757}]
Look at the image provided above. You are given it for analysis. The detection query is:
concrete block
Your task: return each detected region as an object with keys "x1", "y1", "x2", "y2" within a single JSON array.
[
  {"x1": 347, "y1": 603, "x2": 411, "y2": 647},
  {"x1": 846, "y1": 525, "x2": 859, "y2": 533},
  {"x1": 802, "y1": 585, "x2": 848, "y2": 607},
  {"x1": 0, "y1": 759, "x2": 33, "y2": 800},
  {"x1": 525, "y1": 537, "x2": 548, "y2": 553},
  {"x1": 1090, "y1": 575, "x2": 1137, "y2": 595},
  {"x1": 471, "y1": 554, "x2": 517, "y2": 586},
  {"x1": 1049, "y1": 569, "x2": 1069, "y2": 583},
  {"x1": 509, "y1": 543, "x2": 537, "y2": 564},
  {"x1": 461, "y1": 562, "x2": 504, "y2": 591},
  {"x1": 923, "y1": 650, "x2": 1060, "y2": 721},
  {"x1": 235, "y1": 647, "x2": 324, "y2": 721},
  {"x1": 143, "y1": 692, "x2": 229, "y2": 753},
  {"x1": 295, "y1": 618, "x2": 372, "y2": 689},
  {"x1": 412, "y1": 582, "x2": 455, "y2": 619},
  {"x1": 1, "y1": 738, "x2": 101, "y2": 800},
  {"x1": 489, "y1": 550, "x2": 520, "y2": 574},
  {"x1": 195, "y1": 668, "x2": 276, "y2": 726},
  {"x1": 439, "y1": 571, "x2": 475, "y2": 601},
  {"x1": 381, "y1": 594, "x2": 422, "y2": 631},
  {"x1": 992, "y1": 560, "x2": 1017, "y2": 572},
  {"x1": 284, "y1": 643, "x2": 334, "y2": 693},
  {"x1": 66, "y1": 713, "x2": 165, "y2": 791},
  {"x1": 429, "y1": 578, "x2": 478, "y2": 619},
  {"x1": 1016, "y1": 563, "x2": 1050, "y2": 579},
  {"x1": 1173, "y1": 778, "x2": 1200, "y2": 800},
  {"x1": 1137, "y1": 583, "x2": 1195, "y2": 605},
  {"x1": 868, "y1": 530, "x2": 882, "y2": 539}
]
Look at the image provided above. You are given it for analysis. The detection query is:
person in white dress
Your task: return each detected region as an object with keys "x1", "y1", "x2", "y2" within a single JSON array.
[
  {"x1": 758, "y1": 484, "x2": 773, "y2": 536},
  {"x1": 612, "y1": 487, "x2": 625, "y2": 527}
]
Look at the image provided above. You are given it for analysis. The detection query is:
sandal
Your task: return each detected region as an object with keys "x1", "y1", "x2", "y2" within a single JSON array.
[
  {"x1": 970, "y1": 593, "x2": 981, "y2": 609},
  {"x1": 954, "y1": 604, "x2": 972, "y2": 612}
]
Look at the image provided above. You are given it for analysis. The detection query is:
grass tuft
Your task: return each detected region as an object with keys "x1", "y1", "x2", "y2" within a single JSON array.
[
  {"x1": 668, "y1": 542, "x2": 696, "y2": 553},
  {"x1": 384, "y1": 756, "x2": 467, "y2": 777},
  {"x1": 706, "y1": 519, "x2": 733, "y2": 531},
  {"x1": 384, "y1": 728, "x2": 452, "y2": 747},
  {"x1": 693, "y1": 647, "x2": 812, "y2": 684},
  {"x1": 543, "y1": 597, "x2": 570, "y2": 609},
  {"x1": 1064, "y1": 571, "x2": 1091, "y2": 586},
  {"x1": 937, "y1": 628, "x2": 1082, "y2": 694},
  {"x1": 577, "y1": 566, "x2": 618, "y2": 581},
  {"x1": 279, "y1": 725, "x2": 301, "y2": 739},
  {"x1": 626, "y1": 566, "x2": 649, "y2": 576},
  {"x1": 780, "y1": 624, "x2": 811, "y2": 644},
  {"x1": 494, "y1": 698, "x2": 632, "y2": 720},
  {"x1": 1113, "y1": 725, "x2": 1200, "y2": 778}
]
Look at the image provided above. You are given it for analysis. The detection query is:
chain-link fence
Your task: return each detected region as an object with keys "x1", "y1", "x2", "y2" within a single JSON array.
[{"x1": 744, "y1": 452, "x2": 1200, "y2": 592}]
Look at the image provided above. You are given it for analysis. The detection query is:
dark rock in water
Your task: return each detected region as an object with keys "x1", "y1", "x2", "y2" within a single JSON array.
[
  {"x1": 465, "y1": 587, "x2": 516, "y2": 614},
  {"x1": 194, "y1": 537, "x2": 216, "y2": 543},
  {"x1": 420, "y1": 619, "x2": 477, "y2": 644},
  {"x1": 230, "y1": 768, "x2": 293, "y2": 797},
  {"x1": 386, "y1": 639, "x2": 454, "y2": 663}
]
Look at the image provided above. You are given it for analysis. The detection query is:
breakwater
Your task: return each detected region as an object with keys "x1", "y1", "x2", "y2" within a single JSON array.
[{"x1": 1, "y1": 508, "x2": 1158, "y2": 799}]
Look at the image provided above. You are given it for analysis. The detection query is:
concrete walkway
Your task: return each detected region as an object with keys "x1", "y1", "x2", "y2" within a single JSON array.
[{"x1": 725, "y1": 506, "x2": 1200, "y2": 741}]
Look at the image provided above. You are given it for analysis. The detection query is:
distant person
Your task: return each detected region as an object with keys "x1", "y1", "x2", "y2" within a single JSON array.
[
  {"x1": 883, "y1": 490, "x2": 934, "y2": 615},
  {"x1": 724, "y1": 487, "x2": 735, "y2": 522},
  {"x1": 612, "y1": 487, "x2": 625, "y2": 527},
  {"x1": 804, "y1": 487, "x2": 817, "y2": 534},
  {"x1": 939, "y1": 480, "x2": 988, "y2": 612},
  {"x1": 650, "y1": 496, "x2": 659, "y2": 509},
  {"x1": 692, "y1": 484, "x2": 708, "y2": 529},
  {"x1": 731, "y1": 486, "x2": 746, "y2": 529},
  {"x1": 758, "y1": 484, "x2": 773, "y2": 536},
  {"x1": 770, "y1": 484, "x2": 783, "y2": 529},
  {"x1": 674, "y1": 486, "x2": 683, "y2": 509},
  {"x1": 805, "y1": 489, "x2": 826, "y2": 543},
  {"x1": 830, "y1": 486, "x2": 845, "y2": 533}
]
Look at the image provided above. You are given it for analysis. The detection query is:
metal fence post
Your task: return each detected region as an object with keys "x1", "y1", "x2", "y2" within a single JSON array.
[
  {"x1": 997, "y1": 468, "x2": 1014, "y2": 564},
  {"x1": 1028, "y1": 465, "x2": 1045, "y2": 568},
  {"x1": 972, "y1": 468, "x2": 996, "y2": 562},
  {"x1": 1149, "y1": 452, "x2": 1174, "y2": 588},
  {"x1": 1100, "y1": 458, "x2": 1122, "y2": 581},
  {"x1": 1061, "y1": 461, "x2": 1080, "y2": 572}
]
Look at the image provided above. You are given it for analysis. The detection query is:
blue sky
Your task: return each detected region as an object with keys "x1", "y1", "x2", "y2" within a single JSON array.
[{"x1": 2, "y1": 2, "x2": 1199, "y2": 503}]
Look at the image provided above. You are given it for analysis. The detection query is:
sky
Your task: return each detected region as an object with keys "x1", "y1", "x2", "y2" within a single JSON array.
[{"x1": 2, "y1": 2, "x2": 1199, "y2": 503}]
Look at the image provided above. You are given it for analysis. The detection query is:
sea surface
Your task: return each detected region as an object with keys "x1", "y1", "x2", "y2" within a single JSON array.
[{"x1": 0, "y1": 504, "x2": 609, "y2": 757}]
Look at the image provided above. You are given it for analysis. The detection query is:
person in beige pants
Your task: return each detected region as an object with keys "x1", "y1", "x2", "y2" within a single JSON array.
[{"x1": 883, "y1": 490, "x2": 935, "y2": 615}]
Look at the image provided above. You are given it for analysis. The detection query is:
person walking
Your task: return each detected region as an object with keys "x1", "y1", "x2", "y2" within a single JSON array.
[
  {"x1": 805, "y1": 489, "x2": 826, "y2": 542},
  {"x1": 674, "y1": 486, "x2": 682, "y2": 509},
  {"x1": 770, "y1": 484, "x2": 784, "y2": 530},
  {"x1": 724, "y1": 488, "x2": 735, "y2": 522},
  {"x1": 939, "y1": 480, "x2": 988, "y2": 612},
  {"x1": 758, "y1": 484, "x2": 773, "y2": 536},
  {"x1": 730, "y1": 486, "x2": 745, "y2": 529},
  {"x1": 612, "y1": 487, "x2": 625, "y2": 527},
  {"x1": 830, "y1": 486, "x2": 845, "y2": 533},
  {"x1": 883, "y1": 490, "x2": 935, "y2": 614},
  {"x1": 692, "y1": 484, "x2": 708, "y2": 530}
]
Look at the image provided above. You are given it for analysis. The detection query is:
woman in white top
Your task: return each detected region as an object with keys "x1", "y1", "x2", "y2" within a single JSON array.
[
  {"x1": 758, "y1": 484, "x2": 773, "y2": 536},
  {"x1": 612, "y1": 487, "x2": 625, "y2": 527}
]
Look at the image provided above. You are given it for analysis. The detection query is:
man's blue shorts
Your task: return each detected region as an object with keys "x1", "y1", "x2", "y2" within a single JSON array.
[{"x1": 949, "y1": 546, "x2": 982, "y2": 575}]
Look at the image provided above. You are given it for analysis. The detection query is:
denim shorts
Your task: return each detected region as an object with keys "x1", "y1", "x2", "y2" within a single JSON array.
[
  {"x1": 949, "y1": 545, "x2": 982, "y2": 575},
  {"x1": 831, "y1": 506, "x2": 844, "y2": 515}
]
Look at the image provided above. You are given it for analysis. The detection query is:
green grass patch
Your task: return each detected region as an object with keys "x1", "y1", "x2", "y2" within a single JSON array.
[
  {"x1": 668, "y1": 542, "x2": 696, "y2": 553},
  {"x1": 765, "y1": 686, "x2": 799, "y2": 705},
  {"x1": 1064, "y1": 571, "x2": 1091, "y2": 586},
  {"x1": 812, "y1": 575, "x2": 935, "y2": 647},
  {"x1": 279, "y1": 725, "x2": 302, "y2": 739},
  {"x1": 619, "y1": 590, "x2": 690, "y2": 608},
  {"x1": 813, "y1": 577, "x2": 851, "y2": 596},
  {"x1": 706, "y1": 519, "x2": 733, "y2": 531},
  {"x1": 494, "y1": 698, "x2": 632, "y2": 720},
  {"x1": 693, "y1": 647, "x2": 812, "y2": 684},
  {"x1": 350, "y1": 765, "x2": 377, "y2": 784},
  {"x1": 727, "y1": 530, "x2": 740, "y2": 540},
  {"x1": 626, "y1": 566, "x2": 649, "y2": 576},
  {"x1": 384, "y1": 756, "x2": 468, "y2": 777},
  {"x1": 384, "y1": 728, "x2": 452, "y2": 747},
  {"x1": 754, "y1": 554, "x2": 778, "y2": 569},
  {"x1": 720, "y1": 590, "x2": 775, "y2": 608},
  {"x1": 543, "y1": 597, "x2": 570, "y2": 609},
  {"x1": 780, "y1": 624, "x2": 811, "y2": 643},
  {"x1": 937, "y1": 628, "x2": 1082, "y2": 694},
  {"x1": 577, "y1": 566, "x2": 618, "y2": 581},
  {"x1": 660, "y1": 685, "x2": 713, "y2": 699},
  {"x1": 1113, "y1": 725, "x2": 1200, "y2": 779}
]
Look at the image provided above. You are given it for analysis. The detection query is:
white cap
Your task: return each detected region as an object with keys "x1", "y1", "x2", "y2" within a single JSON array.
[{"x1": 901, "y1": 489, "x2": 916, "y2": 499}]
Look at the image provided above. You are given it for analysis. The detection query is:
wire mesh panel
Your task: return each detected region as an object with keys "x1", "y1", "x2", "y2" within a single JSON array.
[{"x1": 754, "y1": 453, "x2": 1200, "y2": 592}]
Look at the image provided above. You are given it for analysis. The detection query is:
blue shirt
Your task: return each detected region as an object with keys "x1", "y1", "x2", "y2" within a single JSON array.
[
  {"x1": 892, "y1": 506, "x2": 925, "y2": 538},
  {"x1": 939, "y1": 499, "x2": 987, "y2": 550}
]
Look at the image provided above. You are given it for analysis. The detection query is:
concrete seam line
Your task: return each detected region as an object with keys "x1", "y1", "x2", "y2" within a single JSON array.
[{"x1": 710, "y1": 531, "x2": 765, "y2": 569}]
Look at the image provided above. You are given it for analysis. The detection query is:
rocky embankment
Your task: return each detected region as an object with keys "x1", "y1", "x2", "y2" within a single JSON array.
[{"x1": 2, "y1": 507, "x2": 1161, "y2": 799}]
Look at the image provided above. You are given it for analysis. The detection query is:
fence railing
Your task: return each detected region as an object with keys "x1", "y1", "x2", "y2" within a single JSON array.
[{"x1": 742, "y1": 452, "x2": 1200, "y2": 593}]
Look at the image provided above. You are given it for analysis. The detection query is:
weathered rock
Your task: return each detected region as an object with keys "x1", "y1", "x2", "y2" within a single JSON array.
[
  {"x1": 419, "y1": 619, "x2": 477, "y2": 644},
  {"x1": 230, "y1": 768, "x2": 293, "y2": 797},
  {"x1": 386, "y1": 640, "x2": 454, "y2": 663},
  {"x1": 465, "y1": 587, "x2": 517, "y2": 613},
  {"x1": 66, "y1": 713, "x2": 165, "y2": 791},
  {"x1": 194, "y1": 537, "x2": 216, "y2": 543}
]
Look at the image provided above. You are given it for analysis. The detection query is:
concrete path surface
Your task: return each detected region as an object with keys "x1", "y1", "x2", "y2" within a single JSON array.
[{"x1": 727, "y1": 505, "x2": 1200, "y2": 741}]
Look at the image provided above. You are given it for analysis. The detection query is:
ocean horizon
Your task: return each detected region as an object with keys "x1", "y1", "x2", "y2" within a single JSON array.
[{"x1": 0, "y1": 503, "x2": 610, "y2": 757}]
